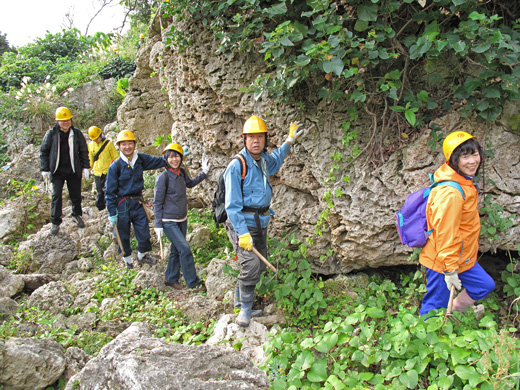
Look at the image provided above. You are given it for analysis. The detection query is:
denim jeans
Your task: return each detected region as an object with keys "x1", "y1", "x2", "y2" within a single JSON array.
[{"x1": 163, "y1": 220, "x2": 200, "y2": 288}]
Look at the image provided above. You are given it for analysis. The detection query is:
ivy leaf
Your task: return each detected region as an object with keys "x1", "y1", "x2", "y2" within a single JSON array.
[
  {"x1": 307, "y1": 358, "x2": 328, "y2": 382},
  {"x1": 318, "y1": 88, "x2": 330, "y2": 99},
  {"x1": 482, "y1": 85, "x2": 501, "y2": 98},
  {"x1": 294, "y1": 54, "x2": 310, "y2": 67},
  {"x1": 323, "y1": 57, "x2": 344, "y2": 76},
  {"x1": 354, "y1": 20, "x2": 369, "y2": 32},
  {"x1": 294, "y1": 349, "x2": 315, "y2": 370},
  {"x1": 280, "y1": 37, "x2": 294, "y2": 47},
  {"x1": 315, "y1": 333, "x2": 338, "y2": 353},
  {"x1": 357, "y1": 4, "x2": 378, "y2": 22},
  {"x1": 405, "y1": 110, "x2": 417, "y2": 126},
  {"x1": 417, "y1": 90, "x2": 428, "y2": 102},
  {"x1": 472, "y1": 42, "x2": 491, "y2": 53},
  {"x1": 264, "y1": 2, "x2": 287, "y2": 18},
  {"x1": 366, "y1": 307, "x2": 385, "y2": 319},
  {"x1": 399, "y1": 369, "x2": 419, "y2": 389},
  {"x1": 455, "y1": 365, "x2": 476, "y2": 380}
]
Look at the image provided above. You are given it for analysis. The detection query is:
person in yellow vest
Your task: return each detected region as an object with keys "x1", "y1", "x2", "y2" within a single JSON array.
[{"x1": 87, "y1": 126, "x2": 119, "y2": 211}]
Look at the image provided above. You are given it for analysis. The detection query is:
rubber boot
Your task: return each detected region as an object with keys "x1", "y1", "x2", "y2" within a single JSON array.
[
  {"x1": 236, "y1": 285, "x2": 255, "y2": 327},
  {"x1": 234, "y1": 284, "x2": 263, "y2": 317},
  {"x1": 452, "y1": 289, "x2": 476, "y2": 312}
]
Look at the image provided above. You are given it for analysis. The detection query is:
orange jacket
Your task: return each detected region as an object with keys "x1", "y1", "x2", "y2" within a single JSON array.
[{"x1": 419, "y1": 163, "x2": 480, "y2": 274}]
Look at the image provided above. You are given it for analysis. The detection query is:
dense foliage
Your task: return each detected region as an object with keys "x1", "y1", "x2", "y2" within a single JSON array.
[
  {"x1": 161, "y1": 0, "x2": 520, "y2": 159},
  {"x1": 0, "y1": 29, "x2": 113, "y2": 91}
]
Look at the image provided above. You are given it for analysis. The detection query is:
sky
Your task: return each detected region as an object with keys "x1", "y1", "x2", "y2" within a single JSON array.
[{"x1": 0, "y1": 0, "x2": 128, "y2": 47}]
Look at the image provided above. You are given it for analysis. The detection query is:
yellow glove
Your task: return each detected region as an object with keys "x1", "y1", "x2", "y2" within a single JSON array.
[
  {"x1": 238, "y1": 233, "x2": 253, "y2": 251},
  {"x1": 286, "y1": 121, "x2": 304, "y2": 145}
]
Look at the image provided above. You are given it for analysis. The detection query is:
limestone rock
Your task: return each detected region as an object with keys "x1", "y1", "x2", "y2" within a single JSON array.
[
  {"x1": 206, "y1": 314, "x2": 268, "y2": 366},
  {"x1": 187, "y1": 224, "x2": 211, "y2": 248},
  {"x1": 0, "y1": 244, "x2": 14, "y2": 267},
  {"x1": 178, "y1": 293, "x2": 226, "y2": 322},
  {"x1": 19, "y1": 228, "x2": 78, "y2": 274},
  {"x1": 205, "y1": 257, "x2": 239, "y2": 300},
  {"x1": 0, "y1": 337, "x2": 66, "y2": 390},
  {"x1": 20, "y1": 273, "x2": 54, "y2": 292},
  {"x1": 26, "y1": 281, "x2": 74, "y2": 315},
  {"x1": 0, "y1": 265, "x2": 24, "y2": 298},
  {"x1": 65, "y1": 322, "x2": 269, "y2": 390},
  {"x1": 0, "y1": 297, "x2": 18, "y2": 316},
  {"x1": 64, "y1": 347, "x2": 91, "y2": 382}
]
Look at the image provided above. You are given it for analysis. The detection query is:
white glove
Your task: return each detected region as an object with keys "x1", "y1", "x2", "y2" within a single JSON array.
[
  {"x1": 286, "y1": 121, "x2": 305, "y2": 145},
  {"x1": 155, "y1": 228, "x2": 163, "y2": 239},
  {"x1": 182, "y1": 145, "x2": 191, "y2": 157},
  {"x1": 202, "y1": 156, "x2": 211, "y2": 174},
  {"x1": 444, "y1": 271, "x2": 462, "y2": 291},
  {"x1": 41, "y1": 171, "x2": 50, "y2": 180},
  {"x1": 83, "y1": 169, "x2": 90, "y2": 179}
]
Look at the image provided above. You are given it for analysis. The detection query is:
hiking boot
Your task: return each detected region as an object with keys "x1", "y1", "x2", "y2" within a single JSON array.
[
  {"x1": 125, "y1": 262, "x2": 134, "y2": 270},
  {"x1": 50, "y1": 224, "x2": 60, "y2": 234},
  {"x1": 164, "y1": 281, "x2": 185, "y2": 290},
  {"x1": 189, "y1": 284, "x2": 206, "y2": 293},
  {"x1": 139, "y1": 254, "x2": 157, "y2": 265},
  {"x1": 73, "y1": 215, "x2": 85, "y2": 228}
]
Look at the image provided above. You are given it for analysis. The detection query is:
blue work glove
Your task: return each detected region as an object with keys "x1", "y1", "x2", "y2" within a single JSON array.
[
  {"x1": 108, "y1": 215, "x2": 118, "y2": 225},
  {"x1": 182, "y1": 145, "x2": 191, "y2": 157}
]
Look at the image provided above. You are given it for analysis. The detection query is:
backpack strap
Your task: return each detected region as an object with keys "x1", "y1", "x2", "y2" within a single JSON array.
[
  {"x1": 233, "y1": 154, "x2": 247, "y2": 191},
  {"x1": 93, "y1": 139, "x2": 109, "y2": 162},
  {"x1": 428, "y1": 174, "x2": 466, "y2": 200}
]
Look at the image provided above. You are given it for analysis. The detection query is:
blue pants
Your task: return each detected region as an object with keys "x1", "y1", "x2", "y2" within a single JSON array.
[
  {"x1": 163, "y1": 221, "x2": 200, "y2": 288},
  {"x1": 420, "y1": 262, "x2": 495, "y2": 316},
  {"x1": 114, "y1": 198, "x2": 151, "y2": 257}
]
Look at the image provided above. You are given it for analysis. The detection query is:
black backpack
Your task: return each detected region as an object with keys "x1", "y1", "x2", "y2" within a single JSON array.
[{"x1": 212, "y1": 154, "x2": 247, "y2": 227}]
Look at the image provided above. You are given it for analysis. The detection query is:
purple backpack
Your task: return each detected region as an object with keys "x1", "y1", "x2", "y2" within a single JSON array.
[{"x1": 396, "y1": 174, "x2": 465, "y2": 248}]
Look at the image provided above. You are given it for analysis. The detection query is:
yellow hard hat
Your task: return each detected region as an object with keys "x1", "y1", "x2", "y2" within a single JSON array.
[
  {"x1": 443, "y1": 131, "x2": 475, "y2": 161},
  {"x1": 242, "y1": 115, "x2": 267, "y2": 135},
  {"x1": 88, "y1": 126, "x2": 102, "y2": 140},
  {"x1": 140, "y1": 33, "x2": 145, "y2": 39},
  {"x1": 116, "y1": 130, "x2": 137, "y2": 145},
  {"x1": 55, "y1": 107, "x2": 72, "y2": 121},
  {"x1": 162, "y1": 142, "x2": 183, "y2": 156}
]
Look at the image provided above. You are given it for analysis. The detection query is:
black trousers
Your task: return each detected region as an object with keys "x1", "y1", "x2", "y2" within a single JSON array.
[
  {"x1": 94, "y1": 174, "x2": 107, "y2": 211},
  {"x1": 50, "y1": 172, "x2": 82, "y2": 225}
]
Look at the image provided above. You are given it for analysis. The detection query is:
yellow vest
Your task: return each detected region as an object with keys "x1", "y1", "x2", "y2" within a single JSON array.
[{"x1": 88, "y1": 139, "x2": 119, "y2": 176}]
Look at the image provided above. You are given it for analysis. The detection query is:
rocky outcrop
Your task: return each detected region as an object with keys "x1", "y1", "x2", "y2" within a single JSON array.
[
  {"x1": 65, "y1": 322, "x2": 269, "y2": 390},
  {"x1": 116, "y1": 14, "x2": 520, "y2": 274},
  {"x1": 0, "y1": 265, "x2": 24, "y2": 298},
  {"x1": 0, "y1": 337, "x2": 66, "y2": 390},
  {"x1": 26, "y1": 281, "x2": 74, "y2": 315}
]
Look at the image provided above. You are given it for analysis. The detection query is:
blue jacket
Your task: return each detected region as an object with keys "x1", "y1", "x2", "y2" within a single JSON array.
[
  {"x1": 223, "y1": 143, "x2": 291, "y2": 236},
  {"x1": 106, "y1": 153, "x2": 165, "y2": 217},
  {"x1": 153, "y1": 167, "x2": 207, "y2": 227}
]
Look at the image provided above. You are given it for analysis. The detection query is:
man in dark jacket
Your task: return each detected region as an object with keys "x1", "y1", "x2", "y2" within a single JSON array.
[{"x1": 40, "y1": 107, "x2": 90, "y2": 234}]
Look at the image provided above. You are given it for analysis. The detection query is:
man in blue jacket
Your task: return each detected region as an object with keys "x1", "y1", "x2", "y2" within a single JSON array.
[
  {"x1": 105, "y1": 130, "x2": 165, "y2": 269},
  {"x1": 40, "y1": 107, "x2": 90, "y2": 234},
  {"x1": 223, "y1": 115, "x2": 304, "y2": 327}
]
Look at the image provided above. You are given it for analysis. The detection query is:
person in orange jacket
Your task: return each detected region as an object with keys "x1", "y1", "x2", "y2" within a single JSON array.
[{"x1": 419, "y1": 131, "x2": 495, "y2": 317}]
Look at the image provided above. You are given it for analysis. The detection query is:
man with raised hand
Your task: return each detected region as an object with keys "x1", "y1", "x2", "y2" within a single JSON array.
[{"x1": 223, "y1": 115, "x2": 305, "y2": 327}]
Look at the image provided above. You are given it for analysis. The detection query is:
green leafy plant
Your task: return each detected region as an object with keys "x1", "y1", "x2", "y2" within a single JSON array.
[{"x1": 480, "y1": 197, "x2": 515, "y2": 245}]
